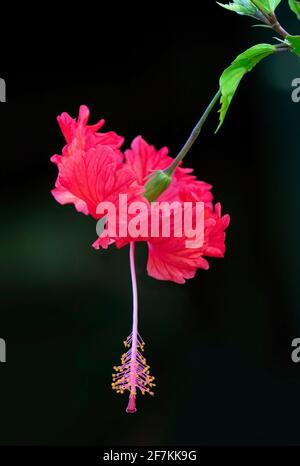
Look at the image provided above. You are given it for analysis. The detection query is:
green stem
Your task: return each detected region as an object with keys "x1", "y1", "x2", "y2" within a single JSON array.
[
  {"x1": 271, "y1": 19, "x2": 289, "y2": 38},
  {"x1": 275, "y1": 44, "x2": 291, "y2": 53},
  {"x1": 250, "y1": 1, "x2": 289, "y2": 37},
  {"x1": 165, "y1": 89, "x2": 221, "y2": 176}
]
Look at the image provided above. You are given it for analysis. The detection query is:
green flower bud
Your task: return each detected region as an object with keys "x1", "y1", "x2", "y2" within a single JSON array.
[{"x1": 143, "y1": 170, "x2": 172, "y2": 202}]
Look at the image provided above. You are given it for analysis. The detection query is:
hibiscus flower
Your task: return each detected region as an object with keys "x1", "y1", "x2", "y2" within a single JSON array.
[{"x1": 51, "y1": 105, "x2": 230, "y2": 413}]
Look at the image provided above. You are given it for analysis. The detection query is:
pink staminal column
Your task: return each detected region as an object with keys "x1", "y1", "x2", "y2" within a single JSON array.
[{"x1": 112, "y1": 242, "x2": 156, "y2": 413}]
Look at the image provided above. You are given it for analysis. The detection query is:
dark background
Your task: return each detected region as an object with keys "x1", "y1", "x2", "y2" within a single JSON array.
[{"x1": 1, "y1": 3, "x2": 300, "y2": 445}]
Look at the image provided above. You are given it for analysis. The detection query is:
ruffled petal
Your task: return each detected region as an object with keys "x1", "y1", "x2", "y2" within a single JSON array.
[
  {"x1": 201, "y1": 203, "x2": 230, "y2": 258},
  {"x1": 146, "y1": 202, "x2": 230, "y2": 284},
  {"x1": 147, "y1": 238, "x2": 209, "y2": 284},
  {"x1": 51, "y1": 179, "x2": 89, "y2": 215},
  {"x1": 57, "y1": 105, "x2": 124, "y2": 154},
  {"x1": 124, "y1": 136, "x2": 213, "y2": 207},
  {"x1": 53, "y1": 144, "x2": 143, "y2": 219},
  {"x1": 124, "y1": 136, "x2": 171, "y2": 184}
]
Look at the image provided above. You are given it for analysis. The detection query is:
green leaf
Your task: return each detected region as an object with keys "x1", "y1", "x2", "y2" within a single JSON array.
[
  {"x1": 269, "y1": 0, "x2": 282, "y2": 10},
  {"x1": 217, "y1": 0, "x2": 282, "y2": 20},
  {"x1": 287, "y1": 35, "x2": 300, "y2": 57},
  {"x1": 217, "y1": 43, "x2": 276, "y2": 131},
  {"x1": 251, "y1": 0, "x2": 282, "y2": 13},
  {"x1": 288, "y1": 0, "x2": 300, "y2": 20},
  {"x1": 217, "y1": 0, "x2": 258, "y2": 16}
]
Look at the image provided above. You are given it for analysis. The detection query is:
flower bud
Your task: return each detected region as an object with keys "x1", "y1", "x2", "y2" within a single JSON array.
[{"x1": 143, "y1": 170, "x2": 172, "y2": 202}]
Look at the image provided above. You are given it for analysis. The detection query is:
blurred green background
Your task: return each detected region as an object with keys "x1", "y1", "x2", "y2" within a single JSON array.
[{"x1": 1, "y1": 4, "x2": 300, "y2": 445}]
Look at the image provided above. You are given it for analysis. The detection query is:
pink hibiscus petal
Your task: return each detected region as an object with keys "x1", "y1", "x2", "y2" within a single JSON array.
[
  {"x1": 53, "y1": 144, "x2": 143, "y2": 219},
  {"x1": 147, "y1": 238, "x2": 210, "y2": 284},
  {"x1": 58, "y1": 105, "x2": 124, "y2": 154},
  {"x1": 124, "y1": 136, "x2": 171, "y2": 185}
]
